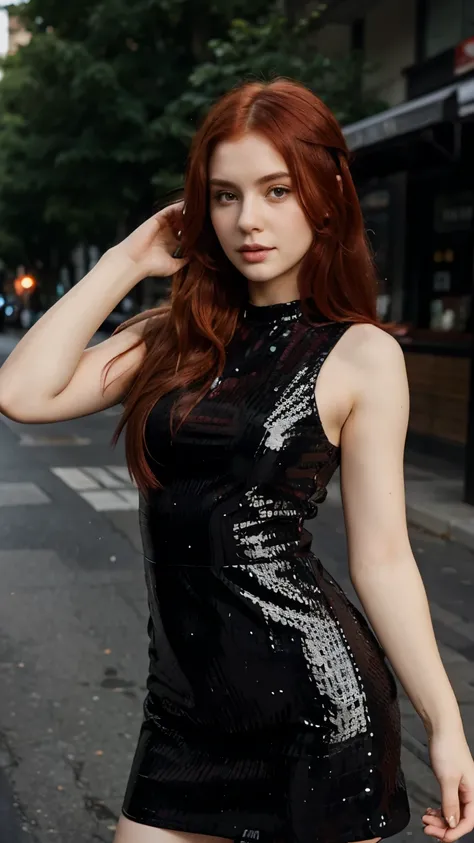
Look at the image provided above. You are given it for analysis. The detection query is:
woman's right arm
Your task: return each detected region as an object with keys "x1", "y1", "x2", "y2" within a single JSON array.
[
  {"x1": 0, "y1": 249, "x2": 148, "y2": 422},
  {"x1": 0, "y1": 201, "x2": 187, "y2": 423}
]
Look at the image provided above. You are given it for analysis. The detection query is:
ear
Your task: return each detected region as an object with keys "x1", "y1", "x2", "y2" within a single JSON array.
[{"x1": 336, "y1": 174, "x2": 343, "y2": 192}]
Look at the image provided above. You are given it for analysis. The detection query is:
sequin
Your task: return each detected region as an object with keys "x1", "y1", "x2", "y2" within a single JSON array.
[{"x1": 123, "y1": 299, "x2": 411, "y2": 843}]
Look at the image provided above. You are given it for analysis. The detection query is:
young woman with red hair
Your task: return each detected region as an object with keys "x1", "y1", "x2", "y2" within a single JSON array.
[{"x1": 1, "y1": 78, "x2": 474, "y2": 843}]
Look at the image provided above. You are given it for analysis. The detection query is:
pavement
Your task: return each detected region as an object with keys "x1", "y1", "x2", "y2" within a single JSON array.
[
  {"x1": 1, "y1": 328, "x2": 474, "y2": 843},
  {"x1": 325, "y1": 447, "x2": 474, "y2": 551}
]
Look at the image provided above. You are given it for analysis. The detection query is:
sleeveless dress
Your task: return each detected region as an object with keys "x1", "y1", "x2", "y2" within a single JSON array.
[{"x1": 122, "y1": 299, "x2": 411, "y2": 843}]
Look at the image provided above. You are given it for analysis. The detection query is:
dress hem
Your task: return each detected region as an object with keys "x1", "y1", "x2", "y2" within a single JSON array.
[{"x1": 121, "y1": 806, "x2": 411, "y2": 843}]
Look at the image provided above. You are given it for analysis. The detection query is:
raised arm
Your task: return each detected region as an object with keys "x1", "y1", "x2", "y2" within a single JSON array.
[
  {"x1": 0, "y1": 203, "x2": 187, "y2": 423},
  {"x1": 339, "y1": 323, "x2": 474, "y2": 841}
]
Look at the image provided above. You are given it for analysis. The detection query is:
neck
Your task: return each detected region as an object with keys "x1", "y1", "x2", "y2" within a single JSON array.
[{"x1": 246, "y1": 283, "x2": 300, "y2": 308}]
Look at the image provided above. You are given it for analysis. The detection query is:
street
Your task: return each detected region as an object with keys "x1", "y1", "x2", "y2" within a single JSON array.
[{"x1": 1, "y1": 332, "x2": 474, "y2": 843}]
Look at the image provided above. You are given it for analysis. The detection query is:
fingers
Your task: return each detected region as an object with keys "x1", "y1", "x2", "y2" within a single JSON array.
[
  {"x1": 422, "y1": 807, "x2": 474, "y2": 841},
  {"x1": 423, "y1": 808, "x2": 444, "y2": 825},
  {"x1": 442, "y1": 785, "x2": 461, "y2": 830},
  {"x1": 155, "y1": 199, "x2": 185, "y2": 222}
]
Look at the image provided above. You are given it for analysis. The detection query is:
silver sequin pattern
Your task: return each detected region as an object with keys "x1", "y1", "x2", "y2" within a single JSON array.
[
  {"x1": 231, "y1": 560, "x2": 369, "y2": 744},
  {"x1": 261, "y1": 365, "x2": 311, "y2": 452},
  {"x1": 232, "y1": 487, "x2": 300, "y2": 561}
]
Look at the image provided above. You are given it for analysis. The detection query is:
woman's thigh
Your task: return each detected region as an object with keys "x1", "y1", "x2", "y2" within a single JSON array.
[
  {"x1": 114, "y1": 818, "x2": 382, "y2": 843},
  {"x1": 351, "y1": 839, "x2": 382, "y2": 843},
  {"x1": 114, "y1": 816, "x2": 231, "y2": 843}
]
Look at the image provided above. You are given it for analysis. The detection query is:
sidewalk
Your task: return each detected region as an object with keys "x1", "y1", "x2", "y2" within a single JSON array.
[
  {"x1": 326, "y1": 448, "x2": 474, "y2": 552},
  {"x1": 403, "y1": 461, "x2": 474, "y2": 550}
]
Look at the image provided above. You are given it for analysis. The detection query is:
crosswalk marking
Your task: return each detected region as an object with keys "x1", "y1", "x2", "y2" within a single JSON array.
[
  {"x1": 50, "y1": 465, "x2": 138, "y2": 511},
  {"x1": 81, "y1": 490, "x2": 137, "y2": 511},
  {"x1": 0, "y1": 481, "x2": 51, "y2": 507},
  {"x1": 51, "y1": 467, "x2": 99, "y2": 490},
  {"x1": 106, "y1": 466, "x2": 132, "y2": 484},
  {"x1": 82, "y1": 467, "x2": 123, "y2": 488},
  {"x1": 19, "y1": 433, "x2": 91, "y2": 446},
  {"x1": 116, "y1": 489, "x2": 139, "y2": 506}
]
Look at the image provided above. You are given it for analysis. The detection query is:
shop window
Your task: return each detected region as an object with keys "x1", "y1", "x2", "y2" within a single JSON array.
[
  {"x1": 428, "y1": 191, "x2": 474, "y2": 332},
  {"x1": 360, "y1": 189, "x2": 392, "y2": 322},
  {"x1": 422, "y1": 0, "x2": 474, "y2": 59}
]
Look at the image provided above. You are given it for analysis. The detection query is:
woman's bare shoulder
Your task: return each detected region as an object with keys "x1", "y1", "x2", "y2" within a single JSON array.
[{"x1": 340, "y1": 322, "x2": 406, "y2": 380}]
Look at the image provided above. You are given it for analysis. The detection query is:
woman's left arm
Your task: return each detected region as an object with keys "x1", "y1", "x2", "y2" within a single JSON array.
[{"x1": 339, "y1": 324, "x2": 474, "y2": 841}]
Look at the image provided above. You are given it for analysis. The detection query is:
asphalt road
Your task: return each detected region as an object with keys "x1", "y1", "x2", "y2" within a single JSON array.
[{"x1": 1, "y1": 330, "x2": 474, "y2": 843}]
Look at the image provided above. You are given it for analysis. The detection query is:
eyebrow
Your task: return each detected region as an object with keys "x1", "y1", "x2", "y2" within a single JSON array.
[{"x1": 209, "y1": 171, "x2": 291, "y2": 188}]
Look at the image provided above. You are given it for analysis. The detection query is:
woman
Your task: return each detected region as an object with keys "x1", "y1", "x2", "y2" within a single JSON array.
[{"x1": 0, "y1": 78, "x2": 473, "y2": 843}]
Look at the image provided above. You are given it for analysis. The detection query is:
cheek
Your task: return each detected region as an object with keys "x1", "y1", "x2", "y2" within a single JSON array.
[
  {"x1": 281, "y1": 207, "x2": 313, "y2": 253},
  {"x1": 210, "y1": 208, "x2": 229, "y2": 242}
]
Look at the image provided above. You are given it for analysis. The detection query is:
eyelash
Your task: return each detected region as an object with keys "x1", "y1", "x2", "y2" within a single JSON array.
[{"x1": 213, "y1": 186, "x2": 291, "y2": 204}]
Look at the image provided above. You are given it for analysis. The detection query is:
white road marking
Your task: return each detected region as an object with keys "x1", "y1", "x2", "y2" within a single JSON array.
[
  {"x1": 0, "y1": 482, "x2": 51, "y2": 506},
  {"x1": 80, "y1": 490, "x2": 135, "y2": 511},
  {"x1": 50, "y1": 465, "x2": 137, "y2": 511},
  {"x1": 82, "y1": 467, "x2": 123, "y2": 488},
  {"x1": 50, "y1": 467, "x2": 99, "y2": 491},
  {"x1": 19, "y1": 434, "x2": 91, "y2": 446},
  {"x1": 106, "y1": 466, "x2": 133, "y2": 484},
  {"x1": 116, "y1": 489, "x2": 139, "y2": 506}
]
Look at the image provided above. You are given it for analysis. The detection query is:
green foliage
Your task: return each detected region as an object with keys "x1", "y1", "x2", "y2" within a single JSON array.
[
  {"x1": 157, "y1": 11, "x2": 387, "y2": 163},
  {"x1": 0, "y1": 0, "x2": 387, "y2": 272}
]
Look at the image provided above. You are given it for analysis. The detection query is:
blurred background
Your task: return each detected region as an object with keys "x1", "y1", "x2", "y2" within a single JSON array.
[{"x1": 2, "y1": 1, "x2": 474, "y2": 841}]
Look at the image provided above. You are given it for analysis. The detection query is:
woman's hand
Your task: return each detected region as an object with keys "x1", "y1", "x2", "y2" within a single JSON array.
[
  {"x1": 422, "y1": 729, "x2": 474, "y2": 840},
  {"x1": 111, "y1": 200, "x2": 189, "y2": 279}
]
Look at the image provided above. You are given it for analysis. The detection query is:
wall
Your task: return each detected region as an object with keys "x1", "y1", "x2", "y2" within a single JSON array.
[
  {"x1": 8, "y1": 15, "x2": 32, "y2": 55},
  {"x1": 363, "y1": 0, "x2": 416, "y2": 105},
  {"x1": 315, "y1": 23, "x2": 351, "y2": 58}
]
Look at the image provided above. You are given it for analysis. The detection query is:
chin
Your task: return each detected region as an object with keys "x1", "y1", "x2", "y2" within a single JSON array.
[{"x1": 238, "y1": 264, "x2": 286, "y2": 282}]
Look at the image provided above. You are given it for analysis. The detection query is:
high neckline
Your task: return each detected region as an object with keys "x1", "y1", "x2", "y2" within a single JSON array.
[{"x1": 242, "y1": 298, "x2": 302, "y2": 324}]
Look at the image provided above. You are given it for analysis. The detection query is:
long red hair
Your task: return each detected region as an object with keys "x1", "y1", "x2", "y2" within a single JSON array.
[{"x1": 107, "y1": 77, "x2": 385, "y2": 495}]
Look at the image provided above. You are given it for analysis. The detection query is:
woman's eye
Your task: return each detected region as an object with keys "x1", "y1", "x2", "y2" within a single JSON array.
[
  {"x1": 216, "y1": 191, "x2": 236, "y2": 203},
  {"x1": 213, "y1": 187, "x2": 290, "y2": 203},
  {"x1": 270, "y1": 187, "x2": 290, "y2": 199}
]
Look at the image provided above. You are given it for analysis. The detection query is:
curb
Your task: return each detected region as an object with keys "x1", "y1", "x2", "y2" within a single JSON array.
[
  {"x1": 406, "y1": 502, "x2": 474, "y2": 552},
  {"x1": 326, "y1": 481, "x2": 474, "y2": 553}
]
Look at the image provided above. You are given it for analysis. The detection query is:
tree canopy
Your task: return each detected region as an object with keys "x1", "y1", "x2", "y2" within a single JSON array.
[{"x1": 0, "y1": 0, "x2": 386, "y2": 278}]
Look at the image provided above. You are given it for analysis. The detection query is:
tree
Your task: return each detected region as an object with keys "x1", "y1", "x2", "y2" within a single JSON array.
[
  {"x1": 157, "y1": 11, "x2": 387, "y2": 185},
  {"x1": 0, "y1": 0, "x2": 272, "y2": 278},
  {"x1": 0, "y1": 0, "x2": 386, "y2": 282}
]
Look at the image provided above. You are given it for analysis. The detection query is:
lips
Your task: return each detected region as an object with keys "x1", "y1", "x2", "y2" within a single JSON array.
[{"x1": 238, "y1": 246, "x2": 275, "y2": 264}]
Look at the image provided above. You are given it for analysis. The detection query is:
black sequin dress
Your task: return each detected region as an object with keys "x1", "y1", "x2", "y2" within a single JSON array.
[{"x1": 122, "y1": 299, "x2": 411, "y2": 843}]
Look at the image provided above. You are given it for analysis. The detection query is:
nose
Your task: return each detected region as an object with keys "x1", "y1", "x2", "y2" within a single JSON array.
[{"x1": 237, "y1": 196, "x2": 263, "y2": 234}]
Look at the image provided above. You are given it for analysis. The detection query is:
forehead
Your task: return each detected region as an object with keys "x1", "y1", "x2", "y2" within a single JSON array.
[{"x1": 209, "y1": 133, "x2": 288, "y2": 182}]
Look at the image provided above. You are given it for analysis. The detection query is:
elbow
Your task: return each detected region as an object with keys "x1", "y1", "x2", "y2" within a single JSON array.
[
  {"x1": 349, "y1": 544, "x2": 415, "y2": 583},
  {"x1": 0, "y1": 395, "x2": 28, "y2": 423},
  {"x1": 0, "y1": 383, "x2": 39, "y2": 423}
]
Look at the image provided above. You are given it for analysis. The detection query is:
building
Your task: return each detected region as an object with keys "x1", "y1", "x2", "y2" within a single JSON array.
[
  {"x1": 8, "y1": 14, "x2": 31, "y2": 55},
  {"x1": 315, "y1": 0, "x2": 474, "y2": 468}
]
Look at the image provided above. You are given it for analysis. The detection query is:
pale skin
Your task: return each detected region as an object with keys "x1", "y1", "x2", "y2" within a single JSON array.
[{"x1": 1, "y1": 131, "x2": 473, "y2": 843}]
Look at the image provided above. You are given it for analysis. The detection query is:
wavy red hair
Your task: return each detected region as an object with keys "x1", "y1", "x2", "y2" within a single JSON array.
[{"x1": 107, "y1": 77, "x2": 386, "y2": 495}]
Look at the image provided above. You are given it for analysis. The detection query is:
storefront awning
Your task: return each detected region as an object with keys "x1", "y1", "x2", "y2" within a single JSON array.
[{"x1": 343, "y1": 84, "x2": 457, "y2": 151}]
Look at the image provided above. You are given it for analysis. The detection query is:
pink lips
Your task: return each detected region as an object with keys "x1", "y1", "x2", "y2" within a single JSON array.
[{"x1": 238, "y1": 245, "x2": 275, "y2": 263}]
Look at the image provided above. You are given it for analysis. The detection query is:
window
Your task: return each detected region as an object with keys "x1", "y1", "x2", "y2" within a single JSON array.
[{"x1": 423, "y1": 0, "x2": 474, "y2": 59}]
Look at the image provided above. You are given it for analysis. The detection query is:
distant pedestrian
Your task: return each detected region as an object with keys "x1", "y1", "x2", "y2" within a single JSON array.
[{"x1": 1, "y1": 78, "x2": 474, "y2": 843}]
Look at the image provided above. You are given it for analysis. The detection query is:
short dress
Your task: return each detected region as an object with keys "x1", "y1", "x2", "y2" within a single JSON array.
[{"x1": 122, "y1": 298, "x2": 411, "y2": 843}]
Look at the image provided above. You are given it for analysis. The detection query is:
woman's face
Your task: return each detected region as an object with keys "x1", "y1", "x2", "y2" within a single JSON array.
[{"x1": 208, "y1": 132, "x2": 313, "y2": 298}]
